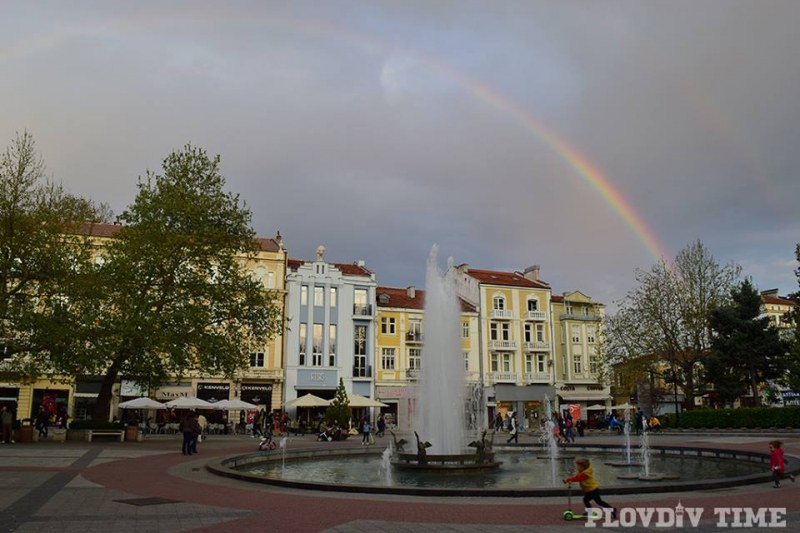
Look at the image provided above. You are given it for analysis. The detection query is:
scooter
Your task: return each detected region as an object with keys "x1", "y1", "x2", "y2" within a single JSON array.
[
  {"x1": 258, "y1": 435, "x2": 277, "y2": 451},
  {"x1": 563, "y1": 483, "x2": 590, "y2": 521}
]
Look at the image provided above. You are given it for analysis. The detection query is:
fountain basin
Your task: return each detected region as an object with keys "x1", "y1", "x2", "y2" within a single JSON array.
[{"x1": 393, "y1": 452, "x2": 501, "y2": 472}]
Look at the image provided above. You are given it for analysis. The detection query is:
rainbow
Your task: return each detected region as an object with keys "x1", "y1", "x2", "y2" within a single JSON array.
[{"x1": 2, "y1": 9, "x2": 669, "y2": 260}]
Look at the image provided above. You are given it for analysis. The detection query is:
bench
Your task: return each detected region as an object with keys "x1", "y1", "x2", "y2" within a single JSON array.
[{"x1": 85, "y1": 429, "x2": 125, "y2": 442}]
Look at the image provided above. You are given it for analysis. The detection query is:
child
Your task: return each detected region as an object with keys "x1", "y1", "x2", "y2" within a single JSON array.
[
  {"x1": 564, "y1": 458, "x2": 616, "y2": 519},
  {"x1": 769, "y1": 440, "x2": 795, "y2": 488}
]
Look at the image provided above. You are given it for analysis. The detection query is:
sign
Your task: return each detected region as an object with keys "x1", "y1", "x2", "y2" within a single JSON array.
[
  {"x1": 196, "y1": 382, "x2": 231, "y2": 403},
  {"x1": 240, "y1": 383, "x2": 272, "y2": 406},
  {"x1": 120, "y1": 380, "x2": 145, "y2": 397},
  {"x1": 154, "y1": 384, "x2": 191, "y2": 401}
]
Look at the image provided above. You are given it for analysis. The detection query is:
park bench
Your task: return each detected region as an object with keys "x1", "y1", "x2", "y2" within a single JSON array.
[{"x1": 85, "y1": 429, "x2": 125, "y2": 442}]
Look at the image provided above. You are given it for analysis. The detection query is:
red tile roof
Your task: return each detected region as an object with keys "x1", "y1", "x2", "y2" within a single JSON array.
[
  {"x1": 464, "y1": 268, "x2": 550, "y2": 289},
  {"x1": 762, "y1": 295, "x2": 796, "y2": 307},
  {"x1": 551, "y1": 295, "x2": 564, "y2": 303},
  {"x1": 75, "y1": 223, "x2": 280, "y2": 251},
  {"x1": 376, "y1": 286, "x2": 476, "y2": 313},
  {"x1": 288, "y1": 259, "x2": 373, "y2": 278}
]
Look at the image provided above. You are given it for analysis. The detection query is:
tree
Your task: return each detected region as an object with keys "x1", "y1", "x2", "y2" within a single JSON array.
[
  {"x1": 605, "y1": 240, "x2": 740, "y2": 413},
  {"x1": 705, "y1": 279, "x2": 788, "y2": 406},
  {"x1": 0, "y1": 131, "x2": 107, "y2": 374},
  {"x1": 23, "y1": 145, "x2": 283, "y2": 420},
  {"x1": 783, "y1": 244, "x2": 800, "y2": 391},
  {"x1": 326, "y1": 378, "x2": 350, "y2": 428}
]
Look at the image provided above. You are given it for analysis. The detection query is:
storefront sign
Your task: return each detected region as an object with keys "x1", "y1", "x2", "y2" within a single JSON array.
[
  {"x1": 196, "y1": 382, "x2": 230, "y2": 403},
  {"x1": 120, "y1": 380, "x2": 146, "y2": 397},
  {"x1": 154, "y1": 384, "x2": 191, "y2": 401},
  {"x1": 240, "y1": 383, "x2": 272, "y2": 406}
]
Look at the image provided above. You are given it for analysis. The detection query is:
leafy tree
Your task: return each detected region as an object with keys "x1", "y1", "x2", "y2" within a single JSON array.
[
  {"x1": 705, "y1": 279, "x2": 788, "y2": 406},
  {"x1": 0, "y1": 131, "x2": 107, "y2": 374},
  {"x1": 23, "y1": 145, "x2": 283, "y2": 419},
  {"x1": 326, "y1": 378, "x2": 350, "y2": 428},
  {"x1": 783, "y1": 244, "x2": 800, "y2": 391},
  {"x1": 606, "y1": 240, "x2": 740, "y2": 412}
]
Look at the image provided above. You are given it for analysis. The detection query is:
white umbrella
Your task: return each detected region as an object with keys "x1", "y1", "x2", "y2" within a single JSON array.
[
  {"x1": 345, "y1": 394, "x2": 389, "y2": 408},
  {"x1": 285, "y1": 393, "x2": 330, "y2": 408},
  {"x1": 214, "y1": 399, "x2": 259, "y2": 410},
  {"x1": 586, "y1": 404, "x2": 607, "y2": 411},
  {"x1": 118, "y1": 397, "x2": 166, "y2": 410},
  {"x1": 165, "y1": 396, "x2": 216, "y2": 409},
  {"x1": 611, "y1": 402, "x2": 635, "y2": 411}
]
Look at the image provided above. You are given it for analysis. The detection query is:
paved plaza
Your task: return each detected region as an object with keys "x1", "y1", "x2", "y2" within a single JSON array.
[{"x1": 1, "y1": 430, "x2": 799, "y2": 532}]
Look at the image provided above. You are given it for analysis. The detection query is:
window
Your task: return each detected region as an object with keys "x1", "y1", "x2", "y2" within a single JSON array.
[
  {"x1": 490, "y1": 322, "x2": 510, "y2": 341},
  {"x1": 524, "y1": 323, "x2": 533, "y2": 343},
  {"x1": 300, "y1": 285, "x2": 308, "y2": 306},
  {"x1": 354, "y1": 288, "x2": 368, "y2": 315},
  {"x1": 381, "y1": 348, "x2": 396, "y2": 370},
  {"x1": 267, "y1": 271, "x2": 275, "y2": 288},
  {"x1": 536, "y1": 354, "x2": 546, "y2": 373},
  {"x1": 590, "y1": 355, "x2": 599, "y2": 374},
  {"x1": 312, "y1": 324, "x2": 323, "y2": 366},
  {"x1": 249, "y1": 352, "x2": 265, "y2": 367},
  {"x1": 582, "y1": 306, "x2": 589, "y2": 316},
  {"x1": 565, "y1": 303, "x2": 573, "y2": 315},
  {"x1": 314, "y1": 286, "x2": 324, "y2": 307},
  {"x1": 490, "y1": 353, "x2": 499, "y2": 372},
  {"x1": 462, "y1": 321, "x2": 469, "y2": 338},
  {"x1": 408, "y1": 319, "x2": 422, "y2": 341},
  {"x1": 299, "y1": 323, "x2": 307, "y2": 365},
  {"x1": 525, "y1": 354, "x2": 533, "y2": 373},
  {"x1": 409, "y1": 348, "x2": 421, "y2": 370},
  {"x1": 329, "y1": 287, "x2": 337, "y2": 308},
  {"x1": 527, "y1": 298, "x2": 539, "y2": 311},
  {"x1": 587, "y1": 328, "x2": 596, "y2": 344},
  {"x1": 571, "y1": 326, "x2": 581, "y2": 343},
  {"x1": 328, "y1": 325, "x2": 336, "y2": 366},
  {"x1": 573, "y1": 354, "x2": 582, "y2": 374},
  {"x1": 354, "y1": 325, "x2": 368, "y2": 376},
  {"x1": 536, "y1": 323, "x2": 544, "y2": 342},
  {"x1": 493, "y1": 295, "x2": 505, "y2": 310},
  {"x1": 501, "y1": 353, "x2": 512, "y2": 372},
  {"x1": 464, "y1": 351, "x2": 470, "y2": 371},
  {"x1": 381, "y1": 316, "x2": 396, "y2": 335}
]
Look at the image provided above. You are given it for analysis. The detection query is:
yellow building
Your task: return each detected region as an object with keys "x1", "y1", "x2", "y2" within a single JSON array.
[{"x1": 374, "y1": 286, "x2": 478, "y2": 431}]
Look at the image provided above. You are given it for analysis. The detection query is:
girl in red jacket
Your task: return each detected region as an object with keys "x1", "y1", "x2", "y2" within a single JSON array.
[
  {"x1": 564, "y1": 458, "x2": 617, "y2": 518},
  {"x1": 769, "y1": 440, "x2": 795, "y2": 488}
]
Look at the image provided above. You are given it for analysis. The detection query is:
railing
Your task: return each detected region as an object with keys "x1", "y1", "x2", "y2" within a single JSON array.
[
  {"x1": 353, "y1": 365, "x2": 373, "y2": 378},
  {"x1": 523, "y1": 341, "x2": 550, "y2": 352},
  {"x1": 524, "y1": 311, "x2": 547, "y2": 321},
  {"x1": 353, "y1": 304, "x2": 373, "y2": 316},
  {"x1": 406, "y1": 369, "x2": 420, "y2": 379},
  {"x1": 490, "y1": 309, "x2": 513, "y2": 320},
  {"x1": 524, "y1": 372, "x2": 550, "y2": 382},
  {"x1": 406, "y1": 333, "x2": 423, "y2": 343},
  {"x1": 485, "y1": 372, "x2": 518, "y2": 383},
  {"x1": 559, "y1": 313, "x2": 601, "y2": 322},
  {"x1": 488, "y1": 340, "x2": 518, "y2": 350}
]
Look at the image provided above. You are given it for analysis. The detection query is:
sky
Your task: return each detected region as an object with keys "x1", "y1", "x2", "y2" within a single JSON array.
[{"x1": 2, "y1": 1, "x2": 799, "y2": 308}]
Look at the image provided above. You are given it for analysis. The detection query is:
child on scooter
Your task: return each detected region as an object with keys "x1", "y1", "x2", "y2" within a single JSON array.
[{"x1": 564, "y1": 458, "x2": 617, "y2": 519}]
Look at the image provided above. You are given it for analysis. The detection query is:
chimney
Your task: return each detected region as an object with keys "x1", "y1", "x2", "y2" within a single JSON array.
[
  {"x1": 406, "y1": 286, "x2": 416, "y2": 299},
  {"x1": 316, "y1": 245, "x2": 325, "y2": 261},
  {"x1": 761, "y1": 289, "x2": 780, "y2": 297},
  {"x1": 356, "y1": 260, "x2": 366, "y2": 267},
  {"x1": 523, "y1": 264, "x2": 540, "y2": 281},
  {"x1": 275, "y1": 230, "x2": 284, "y2": 250}
]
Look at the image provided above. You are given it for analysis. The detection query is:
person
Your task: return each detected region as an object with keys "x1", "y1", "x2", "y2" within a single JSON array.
[
  {"x1": 1, "y1": 406, "x2": 14, "y2": 444},
  {"x1": 252, "y1": 409, "x2": 263, "y2": 438},
  {"x1": 180, "y1": 413, "x2": 194, "y2": 455},
  {"x1": 360, "y1": 417, "x2": 372, "y2": 445},
  {"x1": 377, "y1": 414, "x2": 386, "y2": 438},
  {"x1": 635, "y1": 408, "x2": 644, "y2": 436},
  {"x1": 564, "y1": 458, "x2": 617, "y2": 519},
  {"x1": 576, "y1": 419, "x2": 586, "y2": 438},
  {"x1": 564, "y1": 414, "x2": 575, "y2": 443},
  {"x1": 494, "y1": 412, "x2": 503, "y2": 431},
  {"x1": 197, "y1": 413, "x2": 208, "y2": 438},
  {"x1": 506, "y1": 412, "x2": 519, "y2": 444},
  {"x1": 769, "y1": 440, "x2": 795, "y2": 488},
  {"x1": 188, "y1": 413, "x2": 202, "y2": 454},
  {"x1": 648, "y1": 415, "x2": 662, "y2": 433},
  {"x1": 35, "y1": 406, "x2": 49, "y2": 439},
  {"x1": 238, "y1": 410, "x2": 246, "y2": 434}
]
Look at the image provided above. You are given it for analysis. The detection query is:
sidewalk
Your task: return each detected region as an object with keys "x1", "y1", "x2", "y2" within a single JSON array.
[{"x1": 1, "y1": 431, "x2": 798, "y2": 532}]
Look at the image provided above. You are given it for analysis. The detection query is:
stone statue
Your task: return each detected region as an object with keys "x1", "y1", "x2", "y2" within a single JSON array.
[
  {"x1": 468, "y1": 429, "x2": 491, "y2": 464},
  {"x1": 414, "y1": 431, "x2": 432, "y2": 465},
  {"x1": 390, "y1": 430, "x2": 407, "y2": 452}
]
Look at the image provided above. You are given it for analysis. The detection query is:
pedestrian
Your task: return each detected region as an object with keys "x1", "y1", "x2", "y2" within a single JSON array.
[
  {"x1": 35, "y1": 406, "x2": 49, "y2": 439},
  {"x1": 564, "y1": 458, "x2": 617, "y2": 519},
  {"x1": 1, "y1": 406, "x2": 14, "y2": 444},
  {"x1": 252, "y1": 409, "x2": 263, "y2": 438},
  {"x1": 506, "y1": 412, "x2": 519, "y2": 444},
  {"x1": 189, "y1": 414, "x2": 202, "y2": 454},
  {"x1": 769, "y1": 440, "x2": 795, "y2": 488},
  {"x1": 635, "y1": 408, "x2": 644, "y2": 436},
  {"x1": 360, "y1": 417, "x2": 372, "y2": 445},
  {"x1": 494, "y1": 412, "x2": 503, "y2": 431},
  {"x1": 180, "y1": 414, "x2": 194, "y2": 455},
  {"x1": 238, "y1": 410, "x2": 246, "y2": 434},
  {"x1": 377, "y1": 414, "x2": 386, "y2": 438}
]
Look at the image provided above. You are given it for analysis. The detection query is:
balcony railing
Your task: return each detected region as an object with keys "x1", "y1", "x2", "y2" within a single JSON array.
[
  {"x1": 488, "y1": 340, "x2": 518, "y2": 350},
  {"x1": 406, "y1": 332, "x2": 424, "y2": 343},
  {"x1": 491, "y1": 309, "x2": 513, "y2": 320},
  {"x1": 524, "y1": 372, "x2": 550, "y2": 382},
  {"x1": 353, "y1": 304, "x2": 373, "y2": 317},
  {"x1": 525, "y1": 310, "x2": 547, "y2": 321},
  {"x1": 559, "y1": 313, "x2": 600, "y2": 322},
  {"x1": 485, "y1": 372, "x2": 518, "y2": 383},
  {"x1": 406, "y1": 369, "x2": 420, "y2": 379},
  {"x1": 523, "y1": 341, "x2": 550, "y2": 352},
  {"x1": 353, "y1": 365, "x2": 373, "y2": 378}
]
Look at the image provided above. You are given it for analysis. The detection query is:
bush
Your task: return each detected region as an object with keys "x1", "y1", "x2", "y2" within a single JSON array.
[
  {"x1": 68, "y1": 420, "x2": 125, "y2": 430},
  {"x1": 660, "y1": 407, "x2": 800, "y2": 429}
]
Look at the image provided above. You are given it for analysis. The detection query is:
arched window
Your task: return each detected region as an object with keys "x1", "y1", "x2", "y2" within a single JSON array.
[{"x1": 492, "y1": 295, "x2": 505, "y2": 310}]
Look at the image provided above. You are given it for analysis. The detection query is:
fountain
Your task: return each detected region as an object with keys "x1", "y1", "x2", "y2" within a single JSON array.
[
  {"x1": 542, "y1": 395, "x2": 560, "y2": 486},
  {"x1": 392, "y1": 246, "x2": 500, "y2": 472}
]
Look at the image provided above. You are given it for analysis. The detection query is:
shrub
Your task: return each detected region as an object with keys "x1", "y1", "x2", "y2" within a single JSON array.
[{"x1": 660, "y1": 407, "x2": 800, "y2": 429}]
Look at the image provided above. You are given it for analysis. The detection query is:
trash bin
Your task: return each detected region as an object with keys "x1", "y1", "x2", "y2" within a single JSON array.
[
  {"x1": 125, "y1": 426, "x2": 139, "y2": 442},
  {"x1": 19, "y1": 424, "x2": 33, "y2": 443}
]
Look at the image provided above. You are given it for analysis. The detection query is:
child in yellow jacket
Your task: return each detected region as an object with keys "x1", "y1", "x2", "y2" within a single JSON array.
[{"x1": 564, "y1": 458, "x2": 616, "y2": 519}]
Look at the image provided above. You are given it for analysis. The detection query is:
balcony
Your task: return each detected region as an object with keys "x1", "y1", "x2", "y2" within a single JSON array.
[
  {"x1": 406, "y1": 369, "x2": 420, "y2": 379},
  {"x1": 353, "y1": 365, "x2": 373, "y2": 378},
  {"x1": 559, "y1": 313, "x2": 601, "y2": 322},
  {"x1": 353, "y1": 304, "x2": 373, "y2": 317},
  {"x1": 524, "y1": 372, "x2": 550, "y2": 382},
  {"x1": 491, "y1": 309, "x2": 513, "y2": 320},
  {"x1": 485, "y1": 372, "x2": 518, "y2": 383},
  {"x1": 489, "y1": 340, "x2": 518, "y2": 350},
  {"x1": 523, "y1": 341, "x2": 550, "y2": 352},
  {"x1": 406, "y1": 332, "x2": 424, "y2": 344},
  {"x1": 525, "y1": 310, "x2": 547, "y2": 321}
]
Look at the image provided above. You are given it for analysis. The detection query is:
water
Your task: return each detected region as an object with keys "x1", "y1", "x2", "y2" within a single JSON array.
[
  {"x1": 243, "y1": 451, "x2": 763, "y2": 490},
  {"x1": 279, "y1": 436, "x2": 288, "y2": 472},
  {"x1": 412, "y1": 246, "x2": 467, "y2": 454},
  {"x1": 640, "y1": 424, "x2": 651, "y2": 477},
  {"x1": 623, "y1": 407, "x2": 632, "y2": 464},
  {"x1": 542, "y1": 395, "x2": 559, "y2": 486},
  {"x1": 380, "y1": 444, "x2": 394, "y2": 485}
]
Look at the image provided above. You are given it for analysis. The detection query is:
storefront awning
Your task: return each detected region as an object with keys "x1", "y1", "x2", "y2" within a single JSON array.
[
  {"x1": 557, "y1": 391, "x2": 610, "y2": 402},
  {"x1": 495, "y1": 384, "x2": 554, "y2": 402}
]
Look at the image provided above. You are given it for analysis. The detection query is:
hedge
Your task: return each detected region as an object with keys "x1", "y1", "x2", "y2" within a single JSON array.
[
  {"x1": 68, "y1": 420, "x2": 126, "y2": 430},
  {"x1": 660, "y1": 407, "x2": 800, "y2": 429}
]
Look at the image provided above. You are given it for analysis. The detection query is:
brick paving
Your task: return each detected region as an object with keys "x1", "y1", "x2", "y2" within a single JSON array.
[{"x1": 1, "y1": 431, "x2": 799, "y2": 532}]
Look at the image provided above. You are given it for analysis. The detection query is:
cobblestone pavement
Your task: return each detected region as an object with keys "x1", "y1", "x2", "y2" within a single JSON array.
[{"x1": 1, "y1": 430, "x2": 799, "y2": 532}]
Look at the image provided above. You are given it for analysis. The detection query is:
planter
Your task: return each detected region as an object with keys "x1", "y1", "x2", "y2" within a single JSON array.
[
  {"x1": 67, "y1": 429, "x2": 89, "y2": 441},
  {"x1": 125, "y1": 426, "x2": 139, "y2": 442},
  {"x1": 50, "y1": 428, "x2": 67, "y2": 442}
]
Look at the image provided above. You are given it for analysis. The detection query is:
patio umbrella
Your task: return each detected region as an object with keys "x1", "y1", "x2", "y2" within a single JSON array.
[
  {"x1": 345, "y1": 394, "x2": 389, "y2": 408},
  {"x1": 118, "y1": 397, "x2": 166, "y2": 410},
  {"x1": 611, "y1": 402, "x2": 635, "y2": 411},
  {"x1": 586, "y1": 404, "x2": 607, "y2": 411},
  {"x1": 165, "y1": 396, "x2": 216, "y2": 409},
  {"x1": 285, "y1": 393, "x2": 330, "y2": 408},
  {"x1": 214, "y1": 399, "x2": 259, "y2": 410}
]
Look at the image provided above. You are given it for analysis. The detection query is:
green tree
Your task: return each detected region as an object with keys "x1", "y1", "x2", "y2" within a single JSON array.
[
  {"x1": 783, "y1": 244, "x2": 800, "y2": 391},
  {"x1": 326, "y1": 378, "x2": 350, "y2": 428},
  {"x1": 24, "y1": 145, "x2": 283, "y2": 420},
  {"x1": 0, "y1": 131, "x2": 107, "y2": 374},
  {"x1": 705, "y1": 279, "x2": 788, "y2": 406}
]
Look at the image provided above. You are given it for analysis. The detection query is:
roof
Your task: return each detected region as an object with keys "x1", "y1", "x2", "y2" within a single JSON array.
[
  {"x1": 288, "y1": 259, "x2": 373, "y2": 278},
  {"x1": 762, "y1": 295, "x2": 796, "y2": 307},
  {"x1": 376, "y1": 286, "x2": 476, "y2": 313},
  {"x1": 75, "y1": 223, "x2": 281, "y2": 252},
  {"x1": 464, "y1": 268, "x2": 550, "y2": 289}
]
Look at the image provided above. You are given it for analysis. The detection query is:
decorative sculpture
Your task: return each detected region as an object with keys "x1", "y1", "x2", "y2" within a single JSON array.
[
  {"x1": 414, "y1": 431, "x2": 432, "y2": 465},
  {"x1": 390, "y1": 430, "x2": 407, "y2": 452}
]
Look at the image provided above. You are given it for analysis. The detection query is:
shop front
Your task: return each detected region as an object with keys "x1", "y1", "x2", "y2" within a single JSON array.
[
  {"x1": 31, "y1": 388, "x2": 70, "y2": 421},
  {"x1": 240, "y1": 383, "x2": 273, "y2": 410},
  {"x1": 374, "y1": 385, "x2": 410, "y2": 431},
  {"x1": 554, "y1": 383, "x2": 611, "y2": 423},
  {"x1": 493, "y1": 384, "x2": 555, "y2": 431},
  {"x1": 196, "y1": 382, "x2": 231, "y2": 424},
  {"x1": 73, "y1": 378, "x2": 105, "y2": 420},
  {"x1": 0, "y1": 384, "x2": 19, "y2": 413}
]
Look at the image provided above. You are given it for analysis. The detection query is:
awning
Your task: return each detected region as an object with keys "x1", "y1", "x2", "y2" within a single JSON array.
[
  {"x1": 495, "y1": 384, "x2": 554, "y2": 402},
  {"x1": 73, "y1": 392, "x2": 99, "y2": 398},
  {"x1": 557, "y1": 391, "x2": 611, "y2": 402}
]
